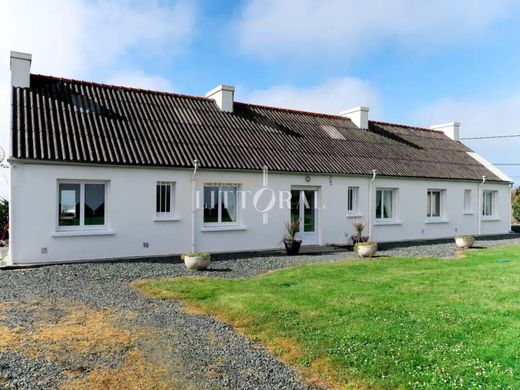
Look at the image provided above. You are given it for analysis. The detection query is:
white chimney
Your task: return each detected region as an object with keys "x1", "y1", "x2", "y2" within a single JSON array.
[
  {"x1": 10, "y1": 51, "x2": 32, "y2": 88},
  {"x1": 206, "y1": 85, "x2": 235, "y2": 113},
  {"x1": 339, "y1": 106, "x2": 369, "y2": 129},
  {"x1": 430, "y1": 122, "x2": 460, "y2": 141}
]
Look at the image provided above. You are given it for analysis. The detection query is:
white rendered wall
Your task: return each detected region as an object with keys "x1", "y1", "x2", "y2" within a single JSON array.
[{"x1": 9, "y1": 163, "x2": 511, "y2": 264}]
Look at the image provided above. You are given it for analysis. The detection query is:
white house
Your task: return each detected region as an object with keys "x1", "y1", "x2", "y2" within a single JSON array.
[{"x1": 7, "y1": 51, "x2": 512, "y2": 265}]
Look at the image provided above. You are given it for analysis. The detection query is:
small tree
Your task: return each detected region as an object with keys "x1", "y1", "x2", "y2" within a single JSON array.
[{"x1": 512, "y1": 187, "x2": 520, "y2": 223}]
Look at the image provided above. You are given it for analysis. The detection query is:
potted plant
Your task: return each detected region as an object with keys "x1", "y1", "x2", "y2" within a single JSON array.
[
  {"x1": 283, "y1": 218, "x2": 302, "y2": 256},
  {"x1": 355, "y1": 241, "x2": 378, "y2": 257},
  {"x1": 184, "y1": 252, "x2": 211, "y2": 270},
  {"x1": 454, "y1": 235, "x2": 475, "y2": 249},
  {"x1": 351, "y1": 219, "x2": 369, "y2": 245}
]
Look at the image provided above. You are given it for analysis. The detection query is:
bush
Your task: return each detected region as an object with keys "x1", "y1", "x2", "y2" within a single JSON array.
[
  {"x1": 0, "y1": 198, "x2": 8, "y2": 239},
  {"x1": 513, "y1": 198, "x2": 520, "y2": 223},
  {"x1": 512, "y1": 187, "x2": 520, "y2": 223}
]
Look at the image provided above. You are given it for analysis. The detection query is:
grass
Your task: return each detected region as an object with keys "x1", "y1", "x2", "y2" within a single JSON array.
[{"x1": 137, "y1": 246, "x2": 520, "y2": 389}]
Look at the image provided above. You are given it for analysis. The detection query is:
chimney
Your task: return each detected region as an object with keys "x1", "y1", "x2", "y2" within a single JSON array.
[
  {"x1": 339, "y1": 106, "x2": 369, "y2": 129},
  {"x1": 430, "y1": 122, "x2": 460, "y2": 141},
  {"x1": 206, "y1": 85, "x2": 235, "y2": 113},
  {"x1": 10, "y1": 51, "x2": 32, "y2": 88}
]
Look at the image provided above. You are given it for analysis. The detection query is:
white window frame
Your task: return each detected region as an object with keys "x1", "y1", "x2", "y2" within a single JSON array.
[
  {"x1": 155, "y1": 181, "x2": 177, "y2": 220},
  {"x1": 203, "y1": 184, "x2": 240, "y2": 226},
  {"x1": 426, "y1": 189, "x2": 446, "y2": 220},
  {"x1": 375, "y1": 188, "x2": 397, "y2": 221},
  {"x1": 346, "y1": 186, "x2": 360, "y2": 216},
  {"x1": 482, "y1": 190, "x2": 497, "y2": 219},
  {"x1": 56, "y1": 180, "x2": 108, "y2": 231},
  {"x1": 463, "y1": 189, "x2": 472, "y2": 214}
]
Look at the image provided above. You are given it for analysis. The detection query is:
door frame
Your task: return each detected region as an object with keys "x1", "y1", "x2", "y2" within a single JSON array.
[{"x1": 290, "y1": 186, "x2": 319, "y2": 245}]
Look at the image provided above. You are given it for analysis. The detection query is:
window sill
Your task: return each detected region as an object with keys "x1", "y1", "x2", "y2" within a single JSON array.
[
  {"x1": 201, "y1": 225, "x2": 247, "y2": 232},
  {"x1": 153, "y1": 215, "x2": 181, "y2": 222},
  {"x1": 462, "y1": 212, "x2": 474, "y2": 215},
  {"x1": 425, "y1": 218, "x2": 449, "y2": 224},
  {"x1": 374, "y1": 220, "x2": 402, "y2": 226},
  {"x1": 482, "y1": 217, "x2": 500, "y2": 222},
  {"x1": 346, "y1": 214, "x2": 363, "y2": 218},
  {"x1": 53, "y1": 229, "x2": 115, "y2": 237}
]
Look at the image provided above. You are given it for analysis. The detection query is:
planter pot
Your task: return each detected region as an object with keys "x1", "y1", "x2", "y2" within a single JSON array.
[
  {"x1": 455, "y1": 236, "x2": 475, "y2": 249},
  {"x1": 184, "y1": 254, "x2": 211, "y2": 271},
  {"x1": 357, "y1": 243, "x2": 378, "y2": 258},
  {"x1": 284, "y1": 239, "x2": 302, "y2": 256}
]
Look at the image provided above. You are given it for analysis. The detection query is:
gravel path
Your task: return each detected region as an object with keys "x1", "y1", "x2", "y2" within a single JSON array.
[{"x1": 1, "y1": 234, "x2": 519, "y2": 389}]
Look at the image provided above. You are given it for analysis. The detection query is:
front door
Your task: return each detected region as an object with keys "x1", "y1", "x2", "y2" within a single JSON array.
[{"x1": 290, "y1": 189, "x2": 318, "y2": 245}]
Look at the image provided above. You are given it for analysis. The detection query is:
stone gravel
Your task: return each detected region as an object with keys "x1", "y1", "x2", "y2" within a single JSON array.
[{"x1": 1, "y1": 234, "x2": 519, "y2": 389}]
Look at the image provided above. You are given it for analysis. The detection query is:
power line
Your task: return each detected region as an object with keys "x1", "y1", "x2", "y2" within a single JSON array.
[
  {"x1": 493, "y1": 163, "x2": 520, "y2": 166},
  {"x1": 461, "y1": 134, "x2": 520, "y2": 140}
]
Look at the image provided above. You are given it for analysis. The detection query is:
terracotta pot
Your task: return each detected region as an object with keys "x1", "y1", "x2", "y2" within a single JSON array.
[
  {"x1": 455, "y1": 236, "x2": 475, "y2": 249},
  {"x1": 357, "y1": 243, "x2": 378, "y2": 258},
  {"x1": 184, "y1": 254, "x2": 211, "y2": 270},
  {"x1": 284, "y1": 239, "x2": 302, "y2": 256}
]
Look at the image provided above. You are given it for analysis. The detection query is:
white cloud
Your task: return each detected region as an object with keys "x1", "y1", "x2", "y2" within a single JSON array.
[
  {"x1": 239, "y1": 77, "x2": 380, "y2": 115},
  {"x1": 0, "y1": 0, "x2": 196, "y2": 198},
  {"x1": 234, "y1": 0, "x2": 516, "y2": 60},
  {"x1": 107, "y1": 71, "x2": 174, "y2": 92},
  {"x1": 413, "y1": 96, "x2": 520, "y2": 183}
]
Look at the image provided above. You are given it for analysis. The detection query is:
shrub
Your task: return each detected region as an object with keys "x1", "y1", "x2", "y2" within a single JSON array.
[
  {"x1": 513, "y1": 198, "x2": 520, "y2": 223},
  {"x1": 0, "y1": 198, "x2": 8, "y2": 239}
]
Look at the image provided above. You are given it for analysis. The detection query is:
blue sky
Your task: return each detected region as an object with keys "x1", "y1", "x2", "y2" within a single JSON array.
[{"x1": 1, "y1": 0, "x2": 520, "y2": 196}]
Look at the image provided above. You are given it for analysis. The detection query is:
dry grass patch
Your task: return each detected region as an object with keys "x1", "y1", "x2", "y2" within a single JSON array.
[
  {"x1": 61, "y1": 350, "x2": 169, "y2": 390},
  {"x1": 0, "y1": 325, "x2": 22, "y2": 350},
  {"x1": 0, "y1": 301, "x2": 172, "y2": 388},
  {"x1": 0, "y1": 301, "x2": 134, "y2": 361},
  {"x1": 30, "y1": 306, "x2": 133, "y2": 360}
]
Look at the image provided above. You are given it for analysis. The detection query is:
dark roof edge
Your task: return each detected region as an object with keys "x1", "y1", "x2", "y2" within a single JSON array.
[
  {"x1": 8, "y1": 157, "x2": 509, "y2": 183},
  {"x1": 370, "y1": 120, "x2": 440, "y2": 133},
  {"x1": 234, "y1": 101, "x2": 350, "y2": 121},
  {"x1": 30, "y1": 73, "x2": 211, "y2": 102}
]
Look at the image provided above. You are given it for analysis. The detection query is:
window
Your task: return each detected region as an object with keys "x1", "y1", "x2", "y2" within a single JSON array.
[
  {"x1": 375, "y1": 189, "x2": 395, "y2": 220},
  {"x1": 203, "y1": 185, "x2": 238, "y2": 224},
  {"x1": 347, "y1": 187, "x2": 359, "y2": 215},
  {"x1": 482, "y1": 190, "x2": 496, "y2": 217},
  {"x1": 156, "y1": 181, "x2": 175, "y2": 219},
  {"x1": 464, "y1": 189, "x2": 472, "y2": 213},
  {"x1": 427, "y1": 189, "x2": 444, "y2": 218},
  {"x1": 58, "y1": 182, "x2": 106, "y2": 228}
]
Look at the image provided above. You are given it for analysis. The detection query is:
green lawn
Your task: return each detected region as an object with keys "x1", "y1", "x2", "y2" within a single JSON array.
[{"x1": 137, "y1": 247, "x2": 520, "y2": 389}]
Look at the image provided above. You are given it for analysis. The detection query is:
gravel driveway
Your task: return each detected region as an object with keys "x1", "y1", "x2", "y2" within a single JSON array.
[{"x1": 1, "y1": 234, "x2": 519, "y2": 389}]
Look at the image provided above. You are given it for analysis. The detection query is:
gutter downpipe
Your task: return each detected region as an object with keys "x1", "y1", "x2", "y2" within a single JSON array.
[
  {"x1": 191, "y1": 159, "x2": 199, "y2": 253},
  {"x1": 368, "y1": 170, "x2": 377, "y2": 239},
  {"x1": 477, "y1": 175, "x2": 486, "y2": 236}
]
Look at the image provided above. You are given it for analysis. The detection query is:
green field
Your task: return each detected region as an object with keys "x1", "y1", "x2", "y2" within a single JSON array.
[{"x1": 138, "y1": 246, "x2": 520, "y2": 389}]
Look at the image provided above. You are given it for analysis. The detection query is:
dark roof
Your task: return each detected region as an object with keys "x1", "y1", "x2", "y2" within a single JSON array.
[{"x1": 10, "y1": 74, "x2": 505, "y2": 182}]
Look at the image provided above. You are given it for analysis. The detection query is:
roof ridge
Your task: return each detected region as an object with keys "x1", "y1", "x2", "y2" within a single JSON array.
[
  {"x1": 30, "y1": 73, "x2": 211, "y2": 102},
  {"x1": 29, "y1": 75, "x2": 441, "y2": 131},
  {"x1": 370, "y1": 119, "x2": 438, "y2": 133},
  {"x1": 234, "y1": 101, "x2": 350, "y2": 121}
]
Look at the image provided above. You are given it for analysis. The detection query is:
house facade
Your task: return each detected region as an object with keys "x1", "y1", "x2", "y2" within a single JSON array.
[{"x1": 7, "y1": 52, "x2": 512, "y2": 265}]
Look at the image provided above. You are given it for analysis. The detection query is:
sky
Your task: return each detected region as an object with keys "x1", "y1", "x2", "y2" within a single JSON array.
[{"x1": 1, "y1": 0, "x2": 520, "y2": 198}]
